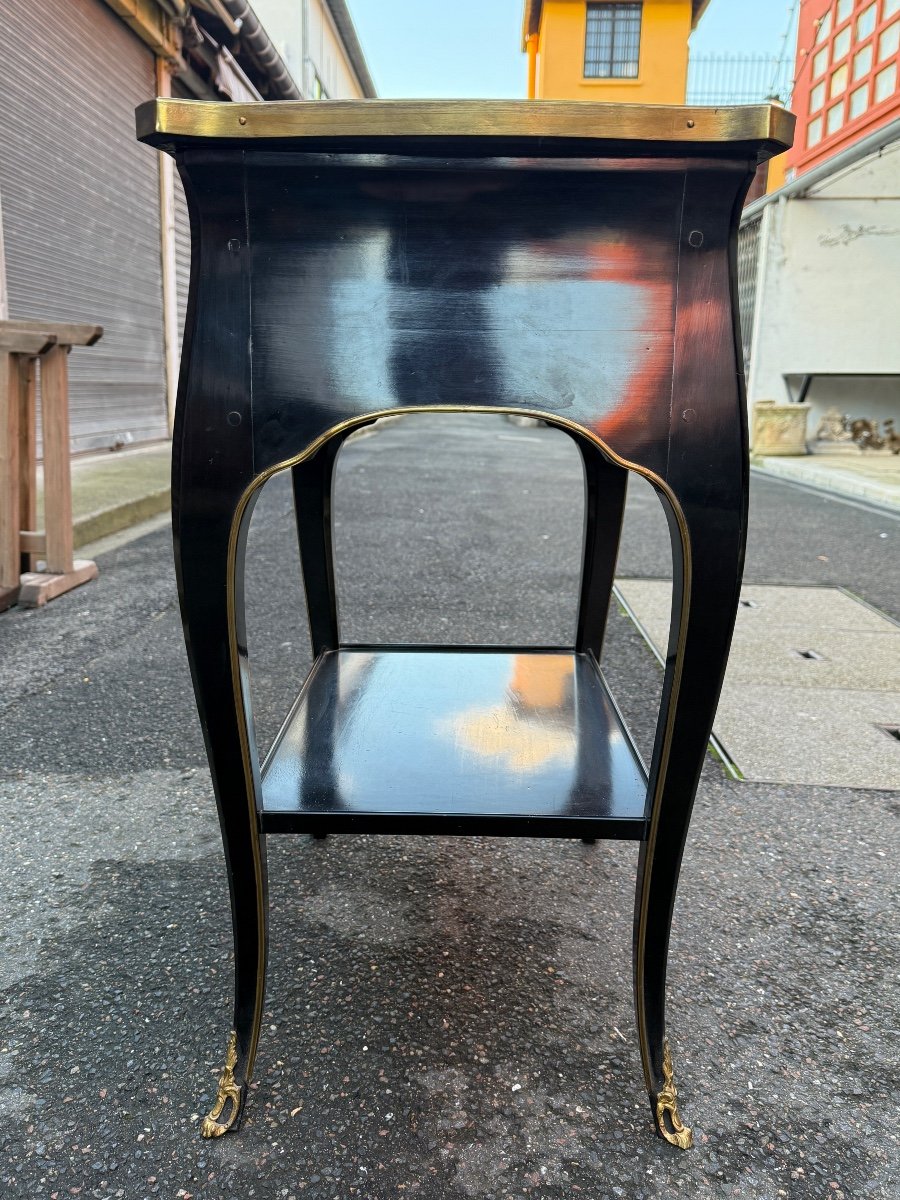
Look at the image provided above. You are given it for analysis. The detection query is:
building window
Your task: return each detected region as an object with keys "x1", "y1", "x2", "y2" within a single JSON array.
[
  {"x1": 584, "y1": 3, "x2": 643, "y2": 79},
  {"x1": 879, "y1": 20, "x2": 900, "y2": 59},
  {"x1": 810, "y1": 80, "x2": 826, "y2": 111},
  {"x1": 816, "y1": 10, "x2": 833, "y2": 42},
  {"x1": 807, "y1": 115, "x2": 824, "y2": 146},
  {"x1": 812, "y1": 46, "x2": 829, "y2": 77},
  {"x1": 857, "y1": 3, "x2": 877, "y2": 39},
  {"x1": 826, "y1": 99, "x2": 845, "y2": 133},
  {"x1": 831, "y1": 62, "x2": 849, "y2": 95},
  {"x1": 853, "y1": 42, "x2": 874, "y2": 78},
  {"x1": 874, "y1": 60, "x2": 897, "y2": 100},
  {"x1": 885, "y1": 0, "x2": 900, "y2": 20},
  {"x1": 849, "y1": 82, "x2": 869, "y2": 117},
  {"x1": 833, "y1": 26, "x2": 851, "y2": 60},
  {"x1": 837, "y1": 0, "x2": 853, "y2": 20}
]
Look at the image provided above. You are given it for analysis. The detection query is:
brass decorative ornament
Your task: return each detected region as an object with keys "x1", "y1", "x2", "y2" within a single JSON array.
[
  {"x1": 201, "y1": 1032, "x2": 242, "y2": 1138},
  {"x1": 655, "y1": 1041, "x2": 693, "y2": 1149}
]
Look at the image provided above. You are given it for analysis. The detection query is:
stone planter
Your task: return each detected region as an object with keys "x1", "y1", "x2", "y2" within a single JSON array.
[{"x1": 751, "y1": 400, "x2": 811, "y2": 456}]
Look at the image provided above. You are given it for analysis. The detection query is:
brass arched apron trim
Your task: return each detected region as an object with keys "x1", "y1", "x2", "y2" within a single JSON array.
[{"x1": 224, "y1": 404, "x2": 692, "y2": 1093}]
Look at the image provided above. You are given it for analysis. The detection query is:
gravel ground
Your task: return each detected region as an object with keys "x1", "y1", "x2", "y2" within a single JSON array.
[{"x1": 0, "y1": 415, "x2": 897, "y2": 1199}]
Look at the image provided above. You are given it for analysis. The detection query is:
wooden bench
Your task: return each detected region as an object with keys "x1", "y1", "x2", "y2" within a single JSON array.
[{"x1": 0, "y1": 318, "x2": 102, "y2": 611}]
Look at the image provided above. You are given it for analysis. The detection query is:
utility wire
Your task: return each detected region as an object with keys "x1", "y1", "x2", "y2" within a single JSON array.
[
  {"x1": 769, "y1": 0, "x2": 801, "y2": 101},
  {"x1": 790, "y1": 0, "x2": 836, "y2": 102}
]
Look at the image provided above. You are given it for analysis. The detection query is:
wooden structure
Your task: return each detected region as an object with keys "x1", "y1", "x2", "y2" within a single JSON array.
[
  {"x1": 0, "y1": 318, "x2": 102, "y2": 611},
  {"x1": 138, "y1": 97, "x2": 793, "y2": 1145}
]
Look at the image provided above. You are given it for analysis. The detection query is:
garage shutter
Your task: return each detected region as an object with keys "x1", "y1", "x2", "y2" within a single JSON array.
[
  {"x1": 173, "y1": 169, "x2": 192, "y2": 349},
  {"x1": 0, "y1": 0, "x2": 167, "y2": 452},
  {"x1": 737, "y1": 214, "x2": 762, "y2": 376}
]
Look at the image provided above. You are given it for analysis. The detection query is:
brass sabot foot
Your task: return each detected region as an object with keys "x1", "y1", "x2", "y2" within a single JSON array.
[
  {"x1": 201, "y1": 1031, "x2": 244, "y2": 1138},
  {"x1": 654, "y1": 1040, "x2": 693, "y2": 1149}
]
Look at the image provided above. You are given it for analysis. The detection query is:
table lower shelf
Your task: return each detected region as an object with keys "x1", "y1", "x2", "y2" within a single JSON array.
[{"x1": 260, "y1": 647, "x2": 649, "y2": 838}]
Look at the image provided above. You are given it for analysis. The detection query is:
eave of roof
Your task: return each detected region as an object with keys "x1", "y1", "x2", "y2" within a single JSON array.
[
  {"x1": 325, "y1": 0, "x2": 377, "y2": 98},
  {"x1": 522, "y1": 0, "x2": 713, "y2": 49},
  {"x1": 213, "y1": 0, "x2": 301, "y2": 98},
  {"x1": 692, "y1": 0, "x2": 712, "y2": 30}
]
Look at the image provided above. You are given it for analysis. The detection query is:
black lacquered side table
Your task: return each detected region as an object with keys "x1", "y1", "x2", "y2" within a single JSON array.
[{"x1": 137, "y1": 98, "x2": 793, "y2": 1145}]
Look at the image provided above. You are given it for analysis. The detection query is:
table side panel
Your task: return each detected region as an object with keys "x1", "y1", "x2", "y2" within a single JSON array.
[{"x1": 244, "y1": 155, "x2": 684, "y2": 475}]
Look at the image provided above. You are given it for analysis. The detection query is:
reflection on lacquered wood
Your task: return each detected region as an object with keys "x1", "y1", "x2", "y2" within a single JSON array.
[
  {"x1": 261, "y1": 650, "x2": 647, "y2": 826},
  {"x1": 247, "y1": 163, "x2": 679, "y2": 471},
  {"x1": 442, "y1": 654, "x2": 576, "y2": 774}
]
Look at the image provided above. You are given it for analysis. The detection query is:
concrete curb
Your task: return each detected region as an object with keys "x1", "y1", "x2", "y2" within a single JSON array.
[
  {"x1": 751, "y1": 458, "x2": 900, "y2": 514},
  {"x1": 72, "y1": 487, "x2": 171, "y2": 550}
]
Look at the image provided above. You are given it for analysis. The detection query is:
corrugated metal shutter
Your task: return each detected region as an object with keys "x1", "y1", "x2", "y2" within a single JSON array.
[
  {"x1": 171, "y1": 76, "x2": 193, "y2": 347},
  {"x1": 737, "y1": 215, "x2": 762, "y2": 375},
  {"x1": 173, "y1": 175, "x2": 192, "y2": 348},
  {"x1": 0, "y1": 0, "x2": 167, "y2": 452}
]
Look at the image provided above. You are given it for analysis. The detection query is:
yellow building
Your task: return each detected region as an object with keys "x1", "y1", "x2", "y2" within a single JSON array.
[{"x1": 523, "y1": 1, "x2": 711, "y2": 102}]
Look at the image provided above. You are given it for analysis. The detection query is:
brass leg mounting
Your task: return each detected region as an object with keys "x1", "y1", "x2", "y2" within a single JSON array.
[
  {"x1": 655, "y1": 1041, "x2": 693, "y2": 1149},
  {"x1": 201, "y1": 1032, "x2": 244, "y2": 1138}
]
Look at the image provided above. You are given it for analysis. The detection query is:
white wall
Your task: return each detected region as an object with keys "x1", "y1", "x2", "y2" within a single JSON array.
[
  {"x1": 251, "y1": 0, "x2": 366, "y2": 99},
  {"x1": 747, "y1": 139, "x2": 900, "y2": 435},
  {"x1": 305, "y1": 0, "x2": 365, "y2": 98}
]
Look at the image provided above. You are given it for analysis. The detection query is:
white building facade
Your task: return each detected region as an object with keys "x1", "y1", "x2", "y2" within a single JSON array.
[
  {"x1": 250, "y1": 0, "x2": 376, "y2": 99},
  {"x1": 740, "y1": 120, "x2": 900, "y2": 439}
]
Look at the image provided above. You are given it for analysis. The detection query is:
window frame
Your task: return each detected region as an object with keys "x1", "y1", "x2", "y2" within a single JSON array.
[
  {"x1": 583, "y1": 2, "x2": 644, "y2": 80},
  {"x1": 857, "y1": 3, "x2": 877, "y2": 40},
  {"x1": 848, "y1": 80, "x2": 870, "y2": 117},
  {"x1": 873, "y1": 59, "x2": 897, "y2": 99},
  {"x1": 797, "y1": 0, "x2": 900, "y2": 166}
]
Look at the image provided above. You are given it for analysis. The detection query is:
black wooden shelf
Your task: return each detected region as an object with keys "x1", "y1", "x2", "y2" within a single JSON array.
[{"x1": 260, "y1": 647, "x2": 648, "y2": 837}]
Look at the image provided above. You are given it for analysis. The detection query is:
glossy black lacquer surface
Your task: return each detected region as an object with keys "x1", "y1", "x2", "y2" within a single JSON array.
[
  {"x1": 139, "y1": 101, "x2": 792, "y2": 1144},
  {"x1": 261, "y1": 649, "x2": 647, "y2": 836},
  {"x1": 246, "y1": 156, "x2": 681, "y2": 476}
]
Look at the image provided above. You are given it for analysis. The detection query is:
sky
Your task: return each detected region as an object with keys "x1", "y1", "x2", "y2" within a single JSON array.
[{"x1": 347, "y1": 0, "x2": 799, "y2": 100}]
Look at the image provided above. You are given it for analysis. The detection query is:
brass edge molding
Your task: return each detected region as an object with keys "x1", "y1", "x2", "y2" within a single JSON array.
[
  {"x1": 224, "y1": 404, "x2": 693, "y2": 1105},
  {"x1": 655, "y1": 1041, "x2": 694, "y2": 1149},
  {"x1": 201, "y1": 1031, "x2": 242, "y2": 1138},
  {"x1": 137, "y1": 98, "x2": 794, "y2": 156},
  {"x1": 631, "y1": 493, "x2": 692, "y2": 1101},
  {"x1": 634, "y1": 165, "x2": 696, "y2": 1110}
]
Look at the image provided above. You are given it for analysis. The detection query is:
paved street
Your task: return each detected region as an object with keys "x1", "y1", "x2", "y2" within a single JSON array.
[{"x1": 1, "y1": 414, "x2": 897, "y2": 1198}]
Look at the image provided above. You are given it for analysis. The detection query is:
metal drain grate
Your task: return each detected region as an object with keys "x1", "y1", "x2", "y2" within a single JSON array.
[{"x1": 876, "y1": 724, "x2": 900, "y2": 743}]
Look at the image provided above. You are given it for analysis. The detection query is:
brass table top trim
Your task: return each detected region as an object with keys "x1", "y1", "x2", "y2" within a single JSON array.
[{"x1": 137, "y1": 98, "x2": 794, "y2": 157}]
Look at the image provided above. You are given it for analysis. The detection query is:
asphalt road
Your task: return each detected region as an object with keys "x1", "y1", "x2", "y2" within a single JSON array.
[{"x1": 1, "y1": 415, "x2": 897, "y2": 1198}]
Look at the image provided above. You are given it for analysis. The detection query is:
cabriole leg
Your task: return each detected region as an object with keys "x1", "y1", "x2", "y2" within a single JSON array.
[
  {"x1": 576, "y1": 439, "x2": 628, "y2": 849},
  {"x1": 174, "y1": 492, "x2": 268, "y2": 1137},
  {"x1": 633, "y1": 503, "x2": 744, "y2": 1149},
  {"x1": 574, "y1": 438, "x2": 629, "y2": 659},
  {"x1": 632, "y1": 161, "x2": 753, "y2": 1146},
  {"x1": 291, "y1": 435, "x2": 345, "y2": 656}
]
